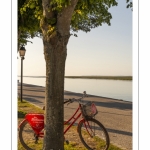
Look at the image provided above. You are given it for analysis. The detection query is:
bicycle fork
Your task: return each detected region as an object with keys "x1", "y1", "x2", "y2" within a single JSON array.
[{"x1": 78, "y1": 119, "x2": 96, "y2": 138}]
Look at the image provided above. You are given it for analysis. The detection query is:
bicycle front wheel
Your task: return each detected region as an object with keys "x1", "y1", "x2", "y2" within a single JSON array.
[
  {"x1": 19, "y1": 120, "x2": 43, "y2": 150},
  {"x1": 78, "y1": 118, "x2": 110, "y2": 150}
]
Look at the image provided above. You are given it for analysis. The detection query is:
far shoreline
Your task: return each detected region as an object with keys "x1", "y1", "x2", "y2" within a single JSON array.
[
  {"x1": 65, "y1": 76, "x2": 132, "y2": 80},
  {"x1": 19, "y1": 75, "x2": 132, "y2": 81}
]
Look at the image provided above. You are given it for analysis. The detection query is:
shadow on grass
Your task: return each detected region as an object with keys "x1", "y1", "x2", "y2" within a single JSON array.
[{"x1": 18, "y1": 111, "x2": 27, "y2": 118}]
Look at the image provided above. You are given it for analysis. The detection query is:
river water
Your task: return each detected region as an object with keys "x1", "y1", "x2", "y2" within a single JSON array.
[{"x1": 18, "y1": 77, "x2": 132, "y2": 102}]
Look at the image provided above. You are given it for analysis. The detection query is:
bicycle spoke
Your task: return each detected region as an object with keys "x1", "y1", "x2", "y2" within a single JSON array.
[
  {"x1": 78, "y1": 118, "x2": 109, "y2": 150},
  {"x1": 19, "y1": 120, "x2": 43, "y2": 150}
]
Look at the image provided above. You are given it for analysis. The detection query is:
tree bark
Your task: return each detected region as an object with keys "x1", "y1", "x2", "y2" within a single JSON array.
[
  {"x1": 41, "y1": 0, "x2": 78, "y2": 149},
  {"x1": 18, "y1": 29, "x2": 21, "y2": 51},
  {"x1": 42, "y1": 32, "x2": 69, "y2": 150}
]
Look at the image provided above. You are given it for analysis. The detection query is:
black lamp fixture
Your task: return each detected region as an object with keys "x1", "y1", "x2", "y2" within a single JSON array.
[
  {"x1": 19, "y1": 46, "x2": 26, "y2": 58},
  {"x1": 19, "y1": 46, "x2": 26, "y2": 102}
]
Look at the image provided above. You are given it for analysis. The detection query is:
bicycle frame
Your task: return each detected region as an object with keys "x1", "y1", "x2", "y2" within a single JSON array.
[
  {"x1": 18, "y1": 93, "x2": 110, "y2": 150},
  {"x1": 19, "y1": 103, "x2": 85, "y2": 138}
]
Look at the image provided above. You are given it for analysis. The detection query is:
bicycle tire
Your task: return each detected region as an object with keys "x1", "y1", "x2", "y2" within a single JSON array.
[
  {"x1": 19, "y1": 120, "x2": 43, "y2": 150},
  {"x1": 78, "y1": 118, "x2": 110, "y2": 150}
]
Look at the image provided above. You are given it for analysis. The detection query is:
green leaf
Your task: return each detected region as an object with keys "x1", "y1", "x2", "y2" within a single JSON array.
[
  {"x1": 30, "y1": 4, "x2": 35, "y2": 9},
  {"x1": 23, "y1": 7, "x2": 26, "y2": 11}
]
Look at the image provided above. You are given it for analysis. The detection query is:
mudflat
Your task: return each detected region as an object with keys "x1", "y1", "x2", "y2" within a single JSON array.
[{"x1": 18, "y1": 83, "x2": 132, "y2": 150}]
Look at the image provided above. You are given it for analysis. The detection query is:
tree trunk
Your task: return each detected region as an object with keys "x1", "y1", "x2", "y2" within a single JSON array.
[
  {"x1": 18, "y1": 29, "x2": 21, "y2": 51},
  {"x1": 42, "y1": 32, "x2": 69, "y2": 150},
  {"x1": 41, "y1": 0, "x2": 78, "y2": 149}
]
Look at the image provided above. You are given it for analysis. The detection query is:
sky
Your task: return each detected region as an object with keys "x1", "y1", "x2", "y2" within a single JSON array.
[{"x1": 17, "y1": 0, "x2": 132, "y2": 76}]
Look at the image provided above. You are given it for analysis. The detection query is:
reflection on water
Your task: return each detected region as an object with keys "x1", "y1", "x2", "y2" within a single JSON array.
[
  {"x1": 65, "y1": 79, "x2": 132, "y2": 102},
  {"x1": 18, "y1": 77, "x2": 132, "y2": 102}
]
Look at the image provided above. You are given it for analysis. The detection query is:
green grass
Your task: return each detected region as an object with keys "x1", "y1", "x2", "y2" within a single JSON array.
[
  {"x1": 81, "y1": 128, "x2": 123, "y2": 150},
  {"x1": 18, "y1": 100, "x2": 44, "y2": 116},
  {"x1": 18, "y1": 99, "x2": 124, "y2": 150},
  {"x1": 18, "y1": 110, "x2": 27, "y2": 118}
]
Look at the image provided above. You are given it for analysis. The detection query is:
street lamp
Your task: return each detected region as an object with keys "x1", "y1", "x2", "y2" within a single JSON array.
[{"x1": 19, "y1": 46, "x2": 26, "y2": 102}]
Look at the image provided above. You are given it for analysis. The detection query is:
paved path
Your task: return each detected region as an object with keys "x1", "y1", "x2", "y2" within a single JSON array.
[{"x1": 18, "y1": 83, "x2": 132, "y2": 150}]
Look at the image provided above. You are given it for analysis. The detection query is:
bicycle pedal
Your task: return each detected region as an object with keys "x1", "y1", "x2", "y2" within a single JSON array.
[{"x1": 66, "y1": 140, "x2": 69, "y2": 145}]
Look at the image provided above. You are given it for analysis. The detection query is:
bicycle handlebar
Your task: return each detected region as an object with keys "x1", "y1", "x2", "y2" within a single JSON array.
[
  {"x1": 64, "y1": 91, "x2": 88, "y2": 105},
  {"x1": 43, "y1": 91, "x2": 88, "y2": 109}
]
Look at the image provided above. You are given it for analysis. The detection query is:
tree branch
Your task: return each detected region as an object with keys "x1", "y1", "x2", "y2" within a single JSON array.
[
  {"x1": 42, "y1": 0, "x2": 55, "y2": 19},
  {"x1": 57, "y1": 0, "x2": 79, "y2": 36}
]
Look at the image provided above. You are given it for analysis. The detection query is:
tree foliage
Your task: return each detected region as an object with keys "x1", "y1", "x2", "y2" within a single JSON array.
[
  {"x1": 126, "y1": 0, "x2": 133, "y2": 10},
  {"x1": 18, "y1": 0, "x2": 132, "y2": 44},
  {"x1": 19, "y1": 0, "x2": 118, "y2": 43},
  {"x1": 70, "y1": 0, "x2": 118, "y2": 33},
  {"x1": 18, "y1": 0, "x2": 42, "y2": 47}
]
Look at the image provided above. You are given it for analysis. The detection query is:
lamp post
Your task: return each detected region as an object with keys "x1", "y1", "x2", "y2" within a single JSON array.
[{"x1": 19, "y1": 46, "x2": 26, "y2": 102}]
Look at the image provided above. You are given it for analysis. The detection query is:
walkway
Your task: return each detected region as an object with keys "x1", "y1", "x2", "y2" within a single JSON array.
[{"x1": 18, "y1": 83, "x2": 132, "y2": 150}]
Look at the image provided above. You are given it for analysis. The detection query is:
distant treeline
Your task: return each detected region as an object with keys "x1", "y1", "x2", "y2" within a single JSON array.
[
  {"x1": 21, "y1": 76, "x2": 132, "y2": 80},
  {"x1": 65, "y1": 76, "x2": 132, "y2": 80}
]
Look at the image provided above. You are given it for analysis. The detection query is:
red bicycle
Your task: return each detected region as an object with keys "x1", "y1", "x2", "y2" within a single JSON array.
[{"x1": 18, "y1": 91, "x2": 110, "y2": 150}]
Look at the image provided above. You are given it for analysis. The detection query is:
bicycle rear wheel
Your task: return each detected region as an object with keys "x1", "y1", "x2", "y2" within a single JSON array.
[
  {"x1": 78, "y1": 118, "x2": 110, "y2": 150},
  {"x1": 19, "y1": 120, "x2": 43, "y2": 150}
]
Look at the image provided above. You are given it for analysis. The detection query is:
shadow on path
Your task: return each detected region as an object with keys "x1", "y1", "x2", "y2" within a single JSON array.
[
  {"x1": 23, "y1": 94, "x2": 45, "y2": 99},
  {"x1": 23, "y1": 89, "x2": 45, "y2": 92},
  {"x1": 107, "y1": 128, "x2": 132, "y2": 136},
  {"x1": 23, "y1": 96, "x2": 43, "y2": 104},
  {"x1": 64, "y1": 98, "x2": 132, "y2": 110},
  {"x1": 71, "y1": 122, "x2": 132, "y2": 137},
  {"x1": 93, "y1": 101, "x2": 132, "y2": 110},
  {"x1": 64, "y1": 91, "x2": 132, "y2": 110}
]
